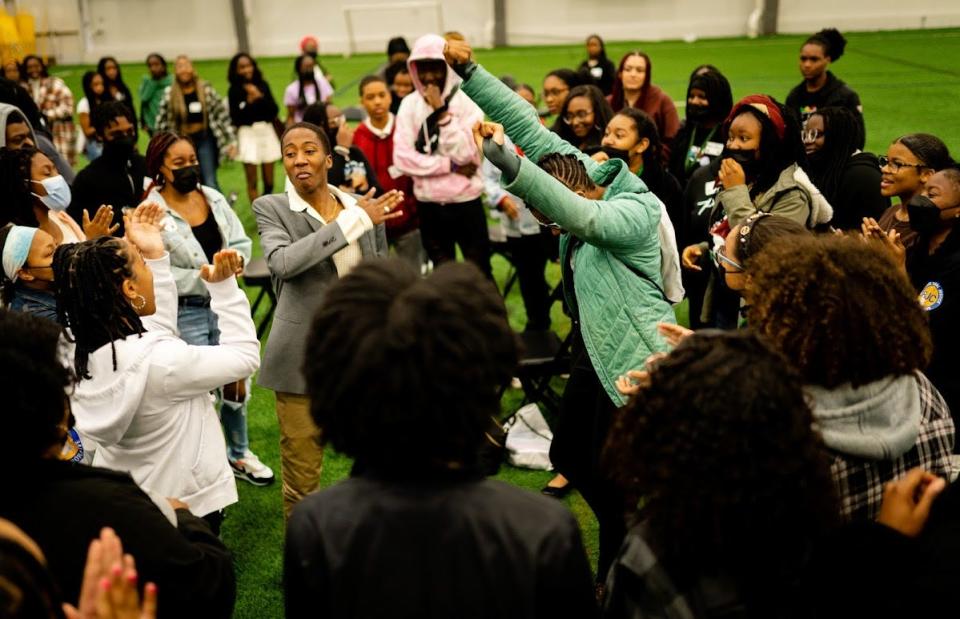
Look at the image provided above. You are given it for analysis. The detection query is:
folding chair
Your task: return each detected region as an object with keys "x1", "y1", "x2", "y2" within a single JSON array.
[{"x1": 241, "y1": 256, "x2": 276, "y2": 339}]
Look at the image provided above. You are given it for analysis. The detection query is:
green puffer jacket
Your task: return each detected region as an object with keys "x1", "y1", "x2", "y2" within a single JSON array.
[{"x1": 460, "y1": 63, "x2": 674, "y2": 405}]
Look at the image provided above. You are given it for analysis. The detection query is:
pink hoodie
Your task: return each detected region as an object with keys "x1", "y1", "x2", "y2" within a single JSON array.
[{"x1": 393, "y1": 34, "x2": 484, "y2": 204}]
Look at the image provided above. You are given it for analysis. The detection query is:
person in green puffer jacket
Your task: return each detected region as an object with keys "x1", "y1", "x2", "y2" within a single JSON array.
[{"x1": 444, "y1": 39, "x2": 678, "y2": 587}]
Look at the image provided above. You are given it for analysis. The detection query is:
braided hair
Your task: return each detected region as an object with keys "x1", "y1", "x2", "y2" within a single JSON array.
[
  {"x1": 53, "y1": 238, "x2": 145, "y2": 379},
  {"x1": 538, "y1": 152, "x2": 596, "y2": 193},
  {"x1": 0, "y1": 147, "x2": 41, "y2": 227},
  {"x1": 807, "y1": 107, "x2": 864, "y2": 204}
]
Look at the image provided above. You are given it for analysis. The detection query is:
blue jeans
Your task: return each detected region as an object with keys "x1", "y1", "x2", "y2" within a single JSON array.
[
  {"x1": 192, "y1": 130, "x2": 221, "y2": 192},
  {"x1": 177, "y1": 301, "x2": 249, "y2": 460}
]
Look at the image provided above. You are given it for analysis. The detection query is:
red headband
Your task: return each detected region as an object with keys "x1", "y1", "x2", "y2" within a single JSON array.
[
  {"x1": 726, "y1": 94, "x2": 785, "y2": 141},
  {"x1": 300, "y1": 36, "x2": 318, "y2": 51}
]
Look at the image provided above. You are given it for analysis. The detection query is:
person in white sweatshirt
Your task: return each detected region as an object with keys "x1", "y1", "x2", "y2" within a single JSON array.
[{"x1": 54, "y1": 202, "x2": 260, "y2": 532}]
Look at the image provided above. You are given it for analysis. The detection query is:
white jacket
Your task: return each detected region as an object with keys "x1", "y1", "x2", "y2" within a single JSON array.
[{"x1": 71, "y1": 254, "x2": 260, "y2": 517}]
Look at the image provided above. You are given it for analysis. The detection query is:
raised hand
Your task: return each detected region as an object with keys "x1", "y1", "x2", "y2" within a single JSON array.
[
  {"x1": 861, "y1": 217, "x2": 907, "y2": 271},
  {"x1": 336, "y1": 122, "x2": 355, "y2": 149},
  {"x1": 443, "y1": 39, "x2": 473, "y2": 66},
  {"x1": 472, "y1": 121, "x2": 505, "y2": 154},
  {"x1": 356, "y1": 188, "x2": 405, "y2": 226},
  {"x1": 83, "y1": 205, "x2": 120, "y2": 239},
  {"x1": 124, "y1": 202, "x2": 165, "y2": 260},
  {"x1": 200, "y1": 249, "x2": 243, "y2": 284},
  {"x1": 591, "y1": 151, "x2": 610, "y2": 164}
]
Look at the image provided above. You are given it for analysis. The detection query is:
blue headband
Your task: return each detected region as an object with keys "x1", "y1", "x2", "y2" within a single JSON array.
[{"x1": 2, "y1": 225, "x2": 38, "y2": 282}]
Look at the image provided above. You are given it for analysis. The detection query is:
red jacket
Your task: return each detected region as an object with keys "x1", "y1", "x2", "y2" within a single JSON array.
[{"x1": 353, "y1": 117, "x2": 418, "y2": 238}]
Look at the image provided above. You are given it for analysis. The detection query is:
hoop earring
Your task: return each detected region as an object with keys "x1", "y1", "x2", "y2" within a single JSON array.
[{"x1": 132, "y1": 294, "x2": 147, "y2": 311}]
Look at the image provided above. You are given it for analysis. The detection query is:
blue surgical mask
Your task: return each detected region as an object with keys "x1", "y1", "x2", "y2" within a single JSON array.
[{"x1": 31, "y1": 175, "x2": 72, "y2": 212}]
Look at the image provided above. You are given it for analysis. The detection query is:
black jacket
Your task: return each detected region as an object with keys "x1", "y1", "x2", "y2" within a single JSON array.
[
  {"x1": 823, "y1": 152, "x2": 889, "y2": 230},
  {"x1": 908, "y1": 229, "x2": 960, "y2": 431},
  {"x1": 285, "y1": 473, "x2": 598, "y2": 619},
  {"x1": 668, "y1": 123, "x2": 724, "y2": 187},
  {"x1": 2, "y1": 460, "x2": 235, "y2": 617},
  {"x1": 228, "y1": 80, "x2": 280, "y2": 127},
  {"x1": 785, "y1": 72, "x2": 864, "y2": 135},
  {"x1": 578, "y1": 57, "x2": 617, "y2": 95},
  {"x1": 327, "y1": 145, "x2": 383, "y2": 195},
  {"x1": 68, "y1": 150, "x2": 149, "y2": 237}
]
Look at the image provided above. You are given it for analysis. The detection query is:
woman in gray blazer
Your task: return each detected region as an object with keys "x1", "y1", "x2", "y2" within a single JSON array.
[{"x1": 253, "y1": 121, "x2": 403, "y2": 518}]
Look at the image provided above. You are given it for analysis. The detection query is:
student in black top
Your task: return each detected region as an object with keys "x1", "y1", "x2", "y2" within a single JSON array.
[
  {"x1": 804, "y1": 106, "x2": 888, "y2": 230},
  {"x1": 97, "y1": 56, "x2": 137, "y2": 126},
  {"x1": 786, "y1": 28, "x2": 864, "y2": 137},
  {"x1": 593, "y1": 106, "x2": 682, "y2": 228},
  {"x1": 553, "y1": 84, "x2": 613, "y2": 156},
  {"x1": 578, "y1": 34, "x2": 616, "y2": 95},
  {"x1": 893, "y1": 168, "x2": 960, "y2": 435},
  {"x1": 385, "y1": 60, "x2": 414, "y2": 116},
  {"x1": 0, "y1": 308, "x2": 236, "y2": 618},
  {"x1": 286, "y1": 259, "x2": 597, "y2": 619},
  {"x1": 302, "y1": 102, "x2": 382, "y2": 196},
  {"x1": 227, "y1": 52, "x2": 281, "y2": 203},
  {"x1": 68, "y1": 101, "x2": 148, "y2": 237},
  {"x1": 667, "y1": 67, "x2": 732, "y2": 185}
]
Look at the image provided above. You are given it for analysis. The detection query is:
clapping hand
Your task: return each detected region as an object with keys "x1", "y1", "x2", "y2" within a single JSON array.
[
  {"x1": 357, "y1": 188, "x2": 405, "y2": 226},
  {"x1": 861, "y1": 217, "x2": 907, "y2": 271},
  {"x1": 200, "y1": 249, "x2": 243, "y2": 284},
  {"x1": 62, "y1": 527, "x2": 158, "y2": 619},
  {"x1": 123, "y1": 202, "x2": 165, "y2": 260},
  {"x1": 877, "y1": 467, "x2": 946, "y2": 537},
  {"x1": 681, "y1": 244, "x2": 705, "y2": 271},
  {"x1": 83, "y1": 205, "x2": 120, "y2": 239},
  {"x1": 657, "y1": 322, "x2": 694, "y2": 348},
  {"x1": 615, "y1": 352, "x2": 668, "y2": 396}
]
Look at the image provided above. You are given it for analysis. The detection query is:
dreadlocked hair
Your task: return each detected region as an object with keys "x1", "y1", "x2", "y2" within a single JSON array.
[
  {"x1": 53, "y1": 238, "x2": 145, "y2": 380},
  {"x1": 807, "y1": 106, "x2": 864, "y2": 204},
  {"x1": 537, "y1": 152, "x2": 596, "y2": 193},
  {"x1": 0, "y1": 146, "x2": 42, "y2": 228}
]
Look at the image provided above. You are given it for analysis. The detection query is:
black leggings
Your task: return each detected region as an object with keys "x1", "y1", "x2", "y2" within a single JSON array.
[{"x1": 549, "y1": 327, "x2": 626, "y2": 583}]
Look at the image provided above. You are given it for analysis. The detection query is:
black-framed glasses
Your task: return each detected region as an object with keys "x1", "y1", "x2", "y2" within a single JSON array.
[
  {"x1": 563, "y1": 110, "x2": 592, "y2": 125},
  {"x1": 878, "y1": 156, "x2": 926, "y2": 172}
]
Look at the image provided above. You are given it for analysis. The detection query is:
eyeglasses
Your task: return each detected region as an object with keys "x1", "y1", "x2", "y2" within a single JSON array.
[
  {"x1": 801, "y1": 129, "x2": 822, "y2": 144},
  {"x1": 714, "y1": 245, "x2": 744, "y2": 274},
  {"x1": 563, "y1": 110, "x2": 593, "y2": 124},
  {"x1": 878, "y1": 156, "x2": 926, "y2": 172}
]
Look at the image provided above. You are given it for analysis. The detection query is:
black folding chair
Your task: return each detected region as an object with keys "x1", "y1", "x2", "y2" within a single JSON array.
[{"x1": 241, "y1": 257, "x2": 276, "y2": 339}]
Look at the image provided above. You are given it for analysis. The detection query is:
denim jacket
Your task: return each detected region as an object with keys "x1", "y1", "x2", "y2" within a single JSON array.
[
  {"x1": 8, "y1": 286, "x2": 58, "y2": 322},
  {"x1": 150, "y1": 186, "x2": 253, "y2": 297}
]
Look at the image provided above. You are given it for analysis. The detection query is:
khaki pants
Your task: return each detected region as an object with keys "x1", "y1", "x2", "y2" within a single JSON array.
[{"x1": 275, "y1": 392, "x2": 324, "y2": 520}]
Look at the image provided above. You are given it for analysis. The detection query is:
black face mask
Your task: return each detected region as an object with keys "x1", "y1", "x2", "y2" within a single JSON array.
[
  {"x1": 722, "y1": 147, "x2": 761, "y2": 179},
  {"x1": 305, "y1": 50, "x2": 318, "y2": 60},
  {"x1": 170, "y1": 164, "x2": 201, "y2": 194},
  {"x1": 908, "y1": 195, "x2": 956, "y2": 235},
  {"x1": 103, "y1": 134, "x2": 135, "y2": 159},
  {"x1": 601, "y1": 145, "x2": 631, "y2": 163},
  {"x1": 299, "y1": 71, "x2": 314, "y2": 81},
  {"x1": 686, "y1": 103, "x2": 710, "y2": 123}
]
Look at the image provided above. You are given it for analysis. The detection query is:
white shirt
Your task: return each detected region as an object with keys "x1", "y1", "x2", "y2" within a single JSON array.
[{"x1": 286, "y1": 184, "x2": 373, "y2": 277}]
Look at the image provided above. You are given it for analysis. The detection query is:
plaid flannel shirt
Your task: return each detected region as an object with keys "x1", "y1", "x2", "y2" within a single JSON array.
[
  {"x1": 155, "y1": 80, "x2": 236, "y2": 160},
  {"x1": 830, "y1": 371, "x2": 955, "y2": 521},
  {"x1": 28, "y1": 76, "x2": 74, "y2": 123}
]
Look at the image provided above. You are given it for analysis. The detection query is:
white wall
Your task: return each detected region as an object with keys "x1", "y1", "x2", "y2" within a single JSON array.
[{"x1": 21, "y1": 0, "x2": 960, "y2": 65}]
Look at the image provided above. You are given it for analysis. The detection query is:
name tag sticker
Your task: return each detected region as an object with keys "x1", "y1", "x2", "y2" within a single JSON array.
[
  {"x1": 703, "y1": 141, "x2": 724, "y2": 157},
  {"x1": 188, "y1": 101, "x2": 203, "y2": 114}
]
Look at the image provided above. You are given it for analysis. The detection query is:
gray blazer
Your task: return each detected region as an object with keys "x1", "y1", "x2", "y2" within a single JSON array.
[{"x1": 253, "y1": 192, "x2": 388, "y2": 394}]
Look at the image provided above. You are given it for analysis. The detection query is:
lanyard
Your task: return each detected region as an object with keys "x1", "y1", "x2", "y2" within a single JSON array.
[{"x1": 685, "y1": 125, "x2": 718, "y2": 172}]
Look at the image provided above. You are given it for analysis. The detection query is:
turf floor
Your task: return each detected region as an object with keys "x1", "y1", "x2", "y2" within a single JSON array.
[{"x1": 47, "y1": 28, "x2": 960, "y2": 616}]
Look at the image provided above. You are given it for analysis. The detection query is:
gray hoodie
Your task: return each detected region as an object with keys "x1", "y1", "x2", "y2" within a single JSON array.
[
  {"x1": 0, "y1": 102, "x2": 75, "y2": 183},
  {"x1": 806, "y1": 374, "x2": 922, "y2": 460}
]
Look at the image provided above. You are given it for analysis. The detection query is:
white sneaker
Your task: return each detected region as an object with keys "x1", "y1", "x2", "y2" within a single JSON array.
[{"x1": 230, "y1": 450, "x2": 275, "y2": 487}]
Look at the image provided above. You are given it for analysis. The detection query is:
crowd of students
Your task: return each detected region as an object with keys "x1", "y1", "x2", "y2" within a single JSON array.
[{"x1": 1, "y1": 25, "x2": 959, "y2": 618}]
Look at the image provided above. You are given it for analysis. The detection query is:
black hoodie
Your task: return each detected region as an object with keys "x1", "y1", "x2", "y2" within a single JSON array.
[{"x1": 786, "y1": 71, "x2": 864, "y2": 134}]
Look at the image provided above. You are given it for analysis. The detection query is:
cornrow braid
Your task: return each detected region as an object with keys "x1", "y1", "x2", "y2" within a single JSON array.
[
  {"x1": 53, "y1": 238, "x2": 145, "y2": 379},
  {"x1": 537, "y1": 152, "x2": 596, "y2": 193},
  {"x1": 0, "y1": 146, "x2": 41, "y2": 228}
]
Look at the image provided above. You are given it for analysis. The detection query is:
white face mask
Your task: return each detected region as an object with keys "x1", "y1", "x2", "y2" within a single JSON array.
[{"x1": 30, "y1": 175, "x2": 72, "y2": 212}]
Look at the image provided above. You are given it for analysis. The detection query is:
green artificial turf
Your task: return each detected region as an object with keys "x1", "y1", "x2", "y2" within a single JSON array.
[{"x1": 47, "y1": 29, "x2": 960, "y2": 617}]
